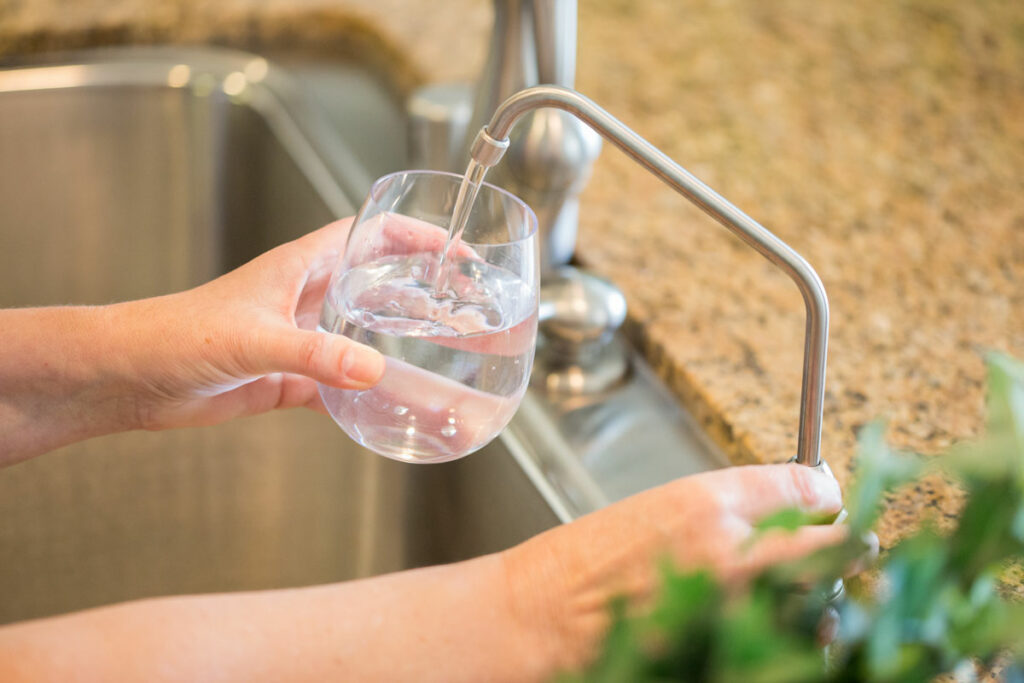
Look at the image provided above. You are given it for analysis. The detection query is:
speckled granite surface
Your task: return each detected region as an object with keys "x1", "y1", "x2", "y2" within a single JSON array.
[
  {"x1": 573, "y1": 1, "x2": 1023, "y2": 567},
  {"x1": 2, "y1": 0, "x2": 1022, "y2": 575},
  {"x1": 0, "y1": 0, "x2": 488, "y2": 91}
]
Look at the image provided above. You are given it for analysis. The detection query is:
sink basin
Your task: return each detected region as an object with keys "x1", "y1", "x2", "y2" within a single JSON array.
[
  {"x1": 0, "y1": 47, "x2": 723, "y2": 625},
  {"x1": 0, "y1": 47, "x2": 561, "y2": 624}
]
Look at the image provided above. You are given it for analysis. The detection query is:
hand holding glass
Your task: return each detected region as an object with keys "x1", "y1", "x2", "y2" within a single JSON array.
[{"x1": 318, "y1": 171, "x2": 539, "y2": 463}]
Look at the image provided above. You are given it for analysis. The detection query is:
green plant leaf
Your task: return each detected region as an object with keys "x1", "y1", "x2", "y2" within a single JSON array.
[
  {"x1": 844, "y1": 421, "x2": 923, "y2": 535},
  {"x1": 985, "y1": 351, "x2": 1024, "y2": 456},
  {"x1": 947, "y1": 477, "x2": 1024, "y2": 586},
  {"x1": 754, "y1": 507, "x2": 818, "y2": 534},
  {"x1": 715, "y1": 589, "x2": 823, "y2": 683}
]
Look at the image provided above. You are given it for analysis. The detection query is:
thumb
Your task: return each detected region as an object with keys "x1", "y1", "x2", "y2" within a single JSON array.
[{"x1": 252, "y1": 327, "x2": 386, "y2": 389}]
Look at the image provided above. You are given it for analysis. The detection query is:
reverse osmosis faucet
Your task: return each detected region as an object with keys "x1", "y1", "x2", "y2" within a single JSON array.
[
  {"x1": 470, "y1": 85, "x2": 842, "y2": 597},
  {"x1": 467, "y1": 85, "x2": 831, "y2": 470}
]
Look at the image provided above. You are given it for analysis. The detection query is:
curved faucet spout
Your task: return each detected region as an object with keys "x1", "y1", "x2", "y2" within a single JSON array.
[{"x1": 470, "y1": 85, "x2": 830, "y2": 468}]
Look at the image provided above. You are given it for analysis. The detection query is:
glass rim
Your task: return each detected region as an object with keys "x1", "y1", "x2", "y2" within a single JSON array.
[{"x1": 366, "y1": 169, "x2": 539, "y2": 246}]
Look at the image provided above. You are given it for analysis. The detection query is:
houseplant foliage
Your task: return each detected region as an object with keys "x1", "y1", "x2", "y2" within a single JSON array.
[{"x1": 564, "y1": 353, "x2": 1024, "y2": 682}]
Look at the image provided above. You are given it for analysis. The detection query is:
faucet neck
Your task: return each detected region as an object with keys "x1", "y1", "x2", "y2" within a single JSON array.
[{"x1": 471, "y1": 85, "x2": 830, "y2": 468}]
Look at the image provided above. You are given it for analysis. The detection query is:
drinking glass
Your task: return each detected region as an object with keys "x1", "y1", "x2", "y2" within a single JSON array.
[{"x1": 317, "y1": 170, "x2": 539, "y2": 463}]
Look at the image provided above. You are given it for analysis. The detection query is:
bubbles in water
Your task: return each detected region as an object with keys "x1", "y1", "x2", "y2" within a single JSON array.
[
  {"x1": 320, "y1": 245, "x2": 536, "y2": 463},
  {"x1": 482, "y1": 307, "x2": 501, "y2": 327},
  {"x1": 350, "y1": 310, "x2": 379, "y2": 328}
]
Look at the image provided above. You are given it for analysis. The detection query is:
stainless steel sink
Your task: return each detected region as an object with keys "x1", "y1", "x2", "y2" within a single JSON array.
[
  {"x1": 0, "y1": 47, "x2": 722, "y2": 625},
  {"x1": 0, "y1": 48, "x2": 560, "y2": 624}
]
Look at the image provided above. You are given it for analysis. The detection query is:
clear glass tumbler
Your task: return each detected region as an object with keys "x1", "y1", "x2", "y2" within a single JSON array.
[{"x1": 318, "y1": 170, "x2": 539, "y2": 463}]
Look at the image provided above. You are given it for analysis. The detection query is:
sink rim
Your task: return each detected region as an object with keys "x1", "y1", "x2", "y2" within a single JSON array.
[{"x1": 0, "y1": 45, "x2": 374, "y2": 215}]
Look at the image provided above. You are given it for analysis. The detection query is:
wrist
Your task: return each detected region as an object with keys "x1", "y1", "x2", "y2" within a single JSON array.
[
  {"x1": 498, "y1": 537, "x2": 610, "y2": 677},
  {"x1": 0, "y1": 305, "x2": 145, "y2": 464}
]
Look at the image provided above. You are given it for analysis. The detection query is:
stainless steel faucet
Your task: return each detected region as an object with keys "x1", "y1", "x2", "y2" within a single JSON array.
[
  {"x1": 468, "y1": 85, "x2": 831, "y2": 470},
  {"x1": 471, "y1": 85, "x2": 845, "y2": 600}
]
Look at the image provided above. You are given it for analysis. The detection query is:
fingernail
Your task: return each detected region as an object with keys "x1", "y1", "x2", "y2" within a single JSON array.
[
  {"x1": 341, "y1": 346, "x2": 386, "y2": 387},
  {"x1": 804, "y1": 466, "x2": 843, "y2": 510}
]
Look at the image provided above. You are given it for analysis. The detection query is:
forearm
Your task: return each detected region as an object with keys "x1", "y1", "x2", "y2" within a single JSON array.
[
  {"x1": 0, "y1": 554, "x2": 561, "y2": 683},
  {"x1": 0, "y1": 306, "x2": 143, "y2": 466}
]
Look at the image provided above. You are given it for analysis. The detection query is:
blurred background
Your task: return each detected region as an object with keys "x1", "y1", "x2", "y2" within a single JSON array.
[{"x1": 0, "y1": 0, "x2": 1021, "y2": 615}]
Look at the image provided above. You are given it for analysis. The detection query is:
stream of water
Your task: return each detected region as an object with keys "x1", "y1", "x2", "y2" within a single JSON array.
[{"x1": 433, "y1": 159, "x2": 488, "y2": 294}]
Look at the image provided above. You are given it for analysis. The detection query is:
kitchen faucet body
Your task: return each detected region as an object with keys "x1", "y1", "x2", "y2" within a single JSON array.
[{"x1": 409, "y1": 0, "x2": 601, "y2": 271}]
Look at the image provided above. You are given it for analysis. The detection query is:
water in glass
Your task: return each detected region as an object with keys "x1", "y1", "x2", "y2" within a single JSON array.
[{"x1": 317, "y1": 170, "x2": 538, "y2": 463}]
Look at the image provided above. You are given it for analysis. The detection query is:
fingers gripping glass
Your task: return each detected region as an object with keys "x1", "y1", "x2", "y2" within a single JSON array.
[{"x1": 318, "y1": 171, "x2": 539, "y2": 463}]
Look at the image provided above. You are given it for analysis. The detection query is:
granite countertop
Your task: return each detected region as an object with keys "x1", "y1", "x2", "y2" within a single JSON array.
[{"x1": 2, "y1": 1, "x2": 1022, "y2": 574}]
